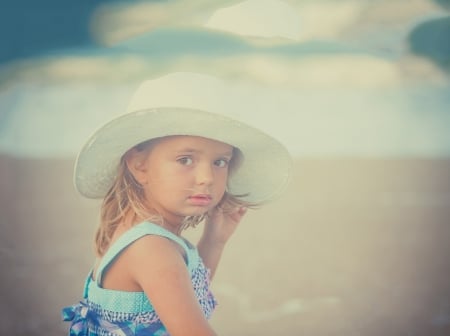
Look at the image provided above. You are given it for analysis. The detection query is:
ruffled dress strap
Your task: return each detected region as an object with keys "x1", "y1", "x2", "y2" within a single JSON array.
[{"x1": 95, "y1": 221, "x2": 195, "y2": 287}]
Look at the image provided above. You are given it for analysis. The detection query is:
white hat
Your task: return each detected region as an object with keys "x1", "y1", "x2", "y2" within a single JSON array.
[{"x1": 74, "y1": 73, "x2": 292, "y2": 204}]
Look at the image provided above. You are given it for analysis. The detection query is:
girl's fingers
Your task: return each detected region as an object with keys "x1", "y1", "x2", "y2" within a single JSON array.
[
  {"x1": 229, "y1": 207, "x2": 247, "y2": 222},
  {"x1": 238, "y1": 207, "x2": 247, "y2": 216}
]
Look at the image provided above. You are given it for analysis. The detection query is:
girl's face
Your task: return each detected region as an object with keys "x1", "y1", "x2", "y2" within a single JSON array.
[{"x1": 129, "y1": 135, "x2": 234, "y2": 226}]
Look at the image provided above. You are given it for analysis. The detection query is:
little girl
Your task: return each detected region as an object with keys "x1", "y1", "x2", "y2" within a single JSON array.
[{"x1": 62, "y1": 78, "x2": 292, "y2": 336}]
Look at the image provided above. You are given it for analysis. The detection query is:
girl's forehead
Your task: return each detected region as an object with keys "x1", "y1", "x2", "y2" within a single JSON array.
[{"x1": 152, "y1": 135, "x2": 234, "y2": 154}]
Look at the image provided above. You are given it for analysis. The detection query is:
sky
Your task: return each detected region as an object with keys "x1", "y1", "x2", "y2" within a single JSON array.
[{"x1": 0, "y1": 0, "x2": 449, "y2": 158}]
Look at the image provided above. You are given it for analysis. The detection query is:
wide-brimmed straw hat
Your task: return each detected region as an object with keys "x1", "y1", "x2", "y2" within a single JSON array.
[{"x1": 74, "y1": 73, "x2": 292, "y2": 204}]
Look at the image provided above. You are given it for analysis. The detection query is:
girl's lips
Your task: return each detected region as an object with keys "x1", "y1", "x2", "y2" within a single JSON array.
[{"x1": 188, "y1": 194, "x2": 212, "y2": 206}]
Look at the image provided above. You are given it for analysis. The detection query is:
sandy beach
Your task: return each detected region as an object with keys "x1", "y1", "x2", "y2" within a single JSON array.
[{"x1": 0, "y1": 155, "x2": 449, "y2": 335}]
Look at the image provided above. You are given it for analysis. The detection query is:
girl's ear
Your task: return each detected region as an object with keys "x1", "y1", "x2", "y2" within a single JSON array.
[{"x1": 124, "y1": 148, "x2": 149, "y2": 185}]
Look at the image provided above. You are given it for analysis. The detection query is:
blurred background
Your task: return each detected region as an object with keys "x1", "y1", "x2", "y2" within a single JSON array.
[{"x1": 0, "y1": 0, "x2": 449, "y2": 335}]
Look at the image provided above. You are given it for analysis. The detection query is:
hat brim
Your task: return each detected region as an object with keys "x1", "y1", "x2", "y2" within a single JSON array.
[{"x1": 74, "y1": 107, "x2": 292, "y2": 204}]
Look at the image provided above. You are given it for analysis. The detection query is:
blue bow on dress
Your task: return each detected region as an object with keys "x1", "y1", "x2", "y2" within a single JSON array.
[{"x1": 62, "y1": 301, "x2": 92, "y2": 336}]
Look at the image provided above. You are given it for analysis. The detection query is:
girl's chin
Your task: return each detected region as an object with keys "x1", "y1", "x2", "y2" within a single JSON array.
[
  {"x1": 179, "y1": 202, "x2": 218, "y2": 218},
  {"x1": 187, "y1": 210, "x2": 209, "y2": 217}
]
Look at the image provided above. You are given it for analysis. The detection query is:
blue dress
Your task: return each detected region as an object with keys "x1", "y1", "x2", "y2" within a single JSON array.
[{"x1": 62, "y1": 222, "x2": 217, "y2": 336}]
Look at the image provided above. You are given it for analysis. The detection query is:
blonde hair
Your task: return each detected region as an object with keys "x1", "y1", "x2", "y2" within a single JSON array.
[{"x1": 94, "y1": 140, "x2": 258, "y2": 256}]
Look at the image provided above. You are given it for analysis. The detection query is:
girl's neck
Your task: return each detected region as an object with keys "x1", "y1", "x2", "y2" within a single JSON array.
[
  {"x1": 124, "y1": 209, "x2": 184, "y2": 236},
  {"x1": 159, "y1": 220, "x2": 184, "y2": 236}
]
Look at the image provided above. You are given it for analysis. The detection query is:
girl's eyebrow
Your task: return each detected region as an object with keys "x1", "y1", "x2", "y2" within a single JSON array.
[{"x1": 219, "y1": 151, "x2": 234, "y2": 158}]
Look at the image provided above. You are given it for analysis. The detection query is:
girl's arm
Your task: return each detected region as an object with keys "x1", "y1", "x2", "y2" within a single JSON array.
[
  {"x1": 125, "y1": 235, "x2": 217, "y2": 336},
  {"x1": 197, "y1": 207, "x2": 247, "y2": 279}
]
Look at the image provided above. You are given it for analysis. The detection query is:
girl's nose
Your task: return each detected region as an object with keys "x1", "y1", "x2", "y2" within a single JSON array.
[{"x1": 196, "y1": 163, "x2": 214, "y2": 186}]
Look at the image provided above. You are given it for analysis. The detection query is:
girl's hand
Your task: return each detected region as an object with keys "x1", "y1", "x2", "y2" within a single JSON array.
[
  {"x1": 197, "y1": 205, "x2": 247, "y2": 279},
  {"x1": 203, "y1": 206, "x2": 247, "y2": 246}
]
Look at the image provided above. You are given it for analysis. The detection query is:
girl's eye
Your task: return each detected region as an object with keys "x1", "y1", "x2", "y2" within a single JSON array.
[
  {"x1": 177, "y1": 157, "x2": 193, "y2": 165},
  {"x1": 214, "y1": 158, "x2": 229, "y2": 168}
]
